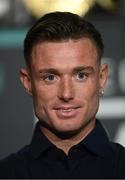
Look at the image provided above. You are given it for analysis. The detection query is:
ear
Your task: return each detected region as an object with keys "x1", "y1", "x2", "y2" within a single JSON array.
[
  {"x1": 20, "y1": 68, "x2": 32, "y2": 96},
  {"x1": 99, "y1": 63, "x2": 108, "y2": 94}
]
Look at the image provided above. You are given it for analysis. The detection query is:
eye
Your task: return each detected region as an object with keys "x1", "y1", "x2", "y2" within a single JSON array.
[
  {"x1": 42, "y1": 74, "x2": 57, "y2": 83},
  {"x1": 76, "y1": 71, "x2": 87, "y2": 81}
]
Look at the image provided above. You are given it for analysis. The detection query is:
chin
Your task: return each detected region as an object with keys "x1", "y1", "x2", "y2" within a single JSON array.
[
  {"x1": 52, "y1": 116, "x2": 95, "y2": 139},
  {"x1": 39, "y1": 119, "x2": 85, "y2": 139},
  {"x1": 51, "y1": 127, "x2": 84, "y2": 139}
]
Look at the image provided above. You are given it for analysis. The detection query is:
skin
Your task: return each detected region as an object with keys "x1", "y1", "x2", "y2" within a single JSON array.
[{"x1": 20, "y1": 38, "x2": 108, "y2": 154}]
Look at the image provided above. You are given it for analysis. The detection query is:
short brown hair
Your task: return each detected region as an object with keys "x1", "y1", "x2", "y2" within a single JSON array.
[{"x1": 24, "y1": 11, "x2": 104, "y2": 67}]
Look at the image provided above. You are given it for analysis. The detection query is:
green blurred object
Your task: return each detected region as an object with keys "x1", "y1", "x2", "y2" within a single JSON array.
[{"x1": 0, "y1": 28, "x2": 28, "y2": 48}]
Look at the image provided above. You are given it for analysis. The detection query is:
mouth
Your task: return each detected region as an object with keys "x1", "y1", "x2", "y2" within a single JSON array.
[{"x1": 54, "y1": 106, "x2": 81, "y2": 119}]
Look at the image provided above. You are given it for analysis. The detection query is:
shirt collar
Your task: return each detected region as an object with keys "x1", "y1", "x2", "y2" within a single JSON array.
[
  {"x1": 81, "y1": 119, "x2": 113, "y2": 157},
  {"x1": 30, "y1": 120, "x2": 113, "y2": 159},
  {"x1": 30, "y1": 122, "x2": 54, "y2": 160}
]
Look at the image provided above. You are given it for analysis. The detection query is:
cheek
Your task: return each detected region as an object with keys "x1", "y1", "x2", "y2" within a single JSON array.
[
  {"x1": 88, "y1": 85, "x2": 99, "y2": 104},
  {"x1": 77, "y1": 81, "x2": 98, "y2": 100},
  {"x1": 32, "y1": 85, "x2": 57, "y2": 108},
  {"x1": 86, "y1": 84, "x2": 100, "y2": 111},
  {"x1": 77, "y1": 82, "x2": 99, "y2": 114}
]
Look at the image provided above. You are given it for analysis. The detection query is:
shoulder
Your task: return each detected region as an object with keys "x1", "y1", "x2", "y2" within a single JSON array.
[
  {"x1": 0, "y1": 145, "x2": 30, "y2": 178},
  {"x1": 110, "y1": 142, "x2": 125, "y2": 178},
  {"x1": 110, "y1": 141, "x2": 125, "y2": 156},
  {"x1": 0, "y1": 144, "x2": 30, "y2": 163},
  {"x1": 109, "y1": 141, "x2": 125, "y2": 162}
]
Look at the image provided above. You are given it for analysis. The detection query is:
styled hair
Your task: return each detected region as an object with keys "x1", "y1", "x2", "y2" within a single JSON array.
[{"x1": 24, "y1": 11, "x2": 104, "y2": 67}]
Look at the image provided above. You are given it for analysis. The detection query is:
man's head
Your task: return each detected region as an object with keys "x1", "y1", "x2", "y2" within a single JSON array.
[{"x1": 20, "y1": 12, "x2": 108, "y2": 139}]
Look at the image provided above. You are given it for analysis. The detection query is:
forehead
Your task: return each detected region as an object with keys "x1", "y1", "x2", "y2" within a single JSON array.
[{"x1": 31, "y1": 38, "x2": 98, "y2": 70}]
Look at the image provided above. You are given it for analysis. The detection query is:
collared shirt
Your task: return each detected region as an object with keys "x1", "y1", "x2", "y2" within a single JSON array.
[{"x1": 0, "y1": 119, "x2": 125, "y2": 179}]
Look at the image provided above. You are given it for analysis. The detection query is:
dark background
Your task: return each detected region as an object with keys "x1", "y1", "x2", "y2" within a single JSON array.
[{"x1": 0, "y1": 0, "x2": 125, "y2": 159}]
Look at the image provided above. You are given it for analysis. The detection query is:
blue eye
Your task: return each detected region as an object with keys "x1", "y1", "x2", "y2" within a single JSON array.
[
  {"x1": 42, "y1": 74, "x2": 57, "y2": 83},
  {"x1": 46, "y1": 74, "x2": 55, "y2": 81},
  {"x1": 76, "y1": 71, "x2": 87, "y2": 81}
]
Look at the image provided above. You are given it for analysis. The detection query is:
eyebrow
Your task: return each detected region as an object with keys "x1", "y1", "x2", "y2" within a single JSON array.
[
  {"x1": 39, "y1": 66, "x2": 95, "y2": 75},
  {"x1": 72, "y1": 66, "x2": 95, "y2": 73},
  {"x1": 39, "y1": 68, "x2": 60, "y2": 75}
]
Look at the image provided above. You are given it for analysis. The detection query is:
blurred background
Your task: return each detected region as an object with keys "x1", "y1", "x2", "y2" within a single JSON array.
[{"x1": 0, "y1": 0, "x2": 125, "y2": 159}]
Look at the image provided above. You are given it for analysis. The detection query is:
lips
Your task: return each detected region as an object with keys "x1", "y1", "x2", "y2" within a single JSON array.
[{"x1": 54, "y1": 106, "x2": 80, "y2": 119}]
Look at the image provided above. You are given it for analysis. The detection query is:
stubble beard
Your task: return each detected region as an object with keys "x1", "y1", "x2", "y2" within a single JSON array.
[{"x1": 38, "y1": 116, "x2": 96, "y2": 140}]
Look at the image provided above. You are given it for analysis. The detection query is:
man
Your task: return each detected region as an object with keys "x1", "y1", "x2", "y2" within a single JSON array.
[{"x1": 0, "y1": 11, "x2": 125, "y2": 179}]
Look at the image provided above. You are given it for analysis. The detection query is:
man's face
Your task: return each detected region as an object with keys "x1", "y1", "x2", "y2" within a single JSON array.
[{"x1": 21, "y1": 38, "x2": 108, "y2": 137}]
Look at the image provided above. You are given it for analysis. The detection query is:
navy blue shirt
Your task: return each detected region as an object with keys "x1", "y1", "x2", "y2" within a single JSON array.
[{"x1": 0, "y1": 120, "x2": 125, "y2": 179}]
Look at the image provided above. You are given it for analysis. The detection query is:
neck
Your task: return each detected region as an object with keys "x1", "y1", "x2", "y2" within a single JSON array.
[{"x1": 40, "y1": 120, "x2": 96, "y2": 155}]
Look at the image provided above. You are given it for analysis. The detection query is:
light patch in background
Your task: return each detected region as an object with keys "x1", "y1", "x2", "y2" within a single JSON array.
[
  {"x1": 23, "y1": 0, "x2": 94, "y2": 17},
  {"x1": 97, "y1": 97, "x2": 125, "y2": 119},
  {"x1": 23, "y1": 0, "x2": 117, "y2": 18},
  {"x1": 114, "y1": 122, "x2": 125, "y2": 147},
  {"x1": 0, "y1": 0, "x2": 9, "y2": 16}
]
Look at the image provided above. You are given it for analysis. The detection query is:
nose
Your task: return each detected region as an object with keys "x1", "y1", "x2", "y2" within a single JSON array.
[{"x1": 58, "y1": 77, "x2": 75, "y2": 102}]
